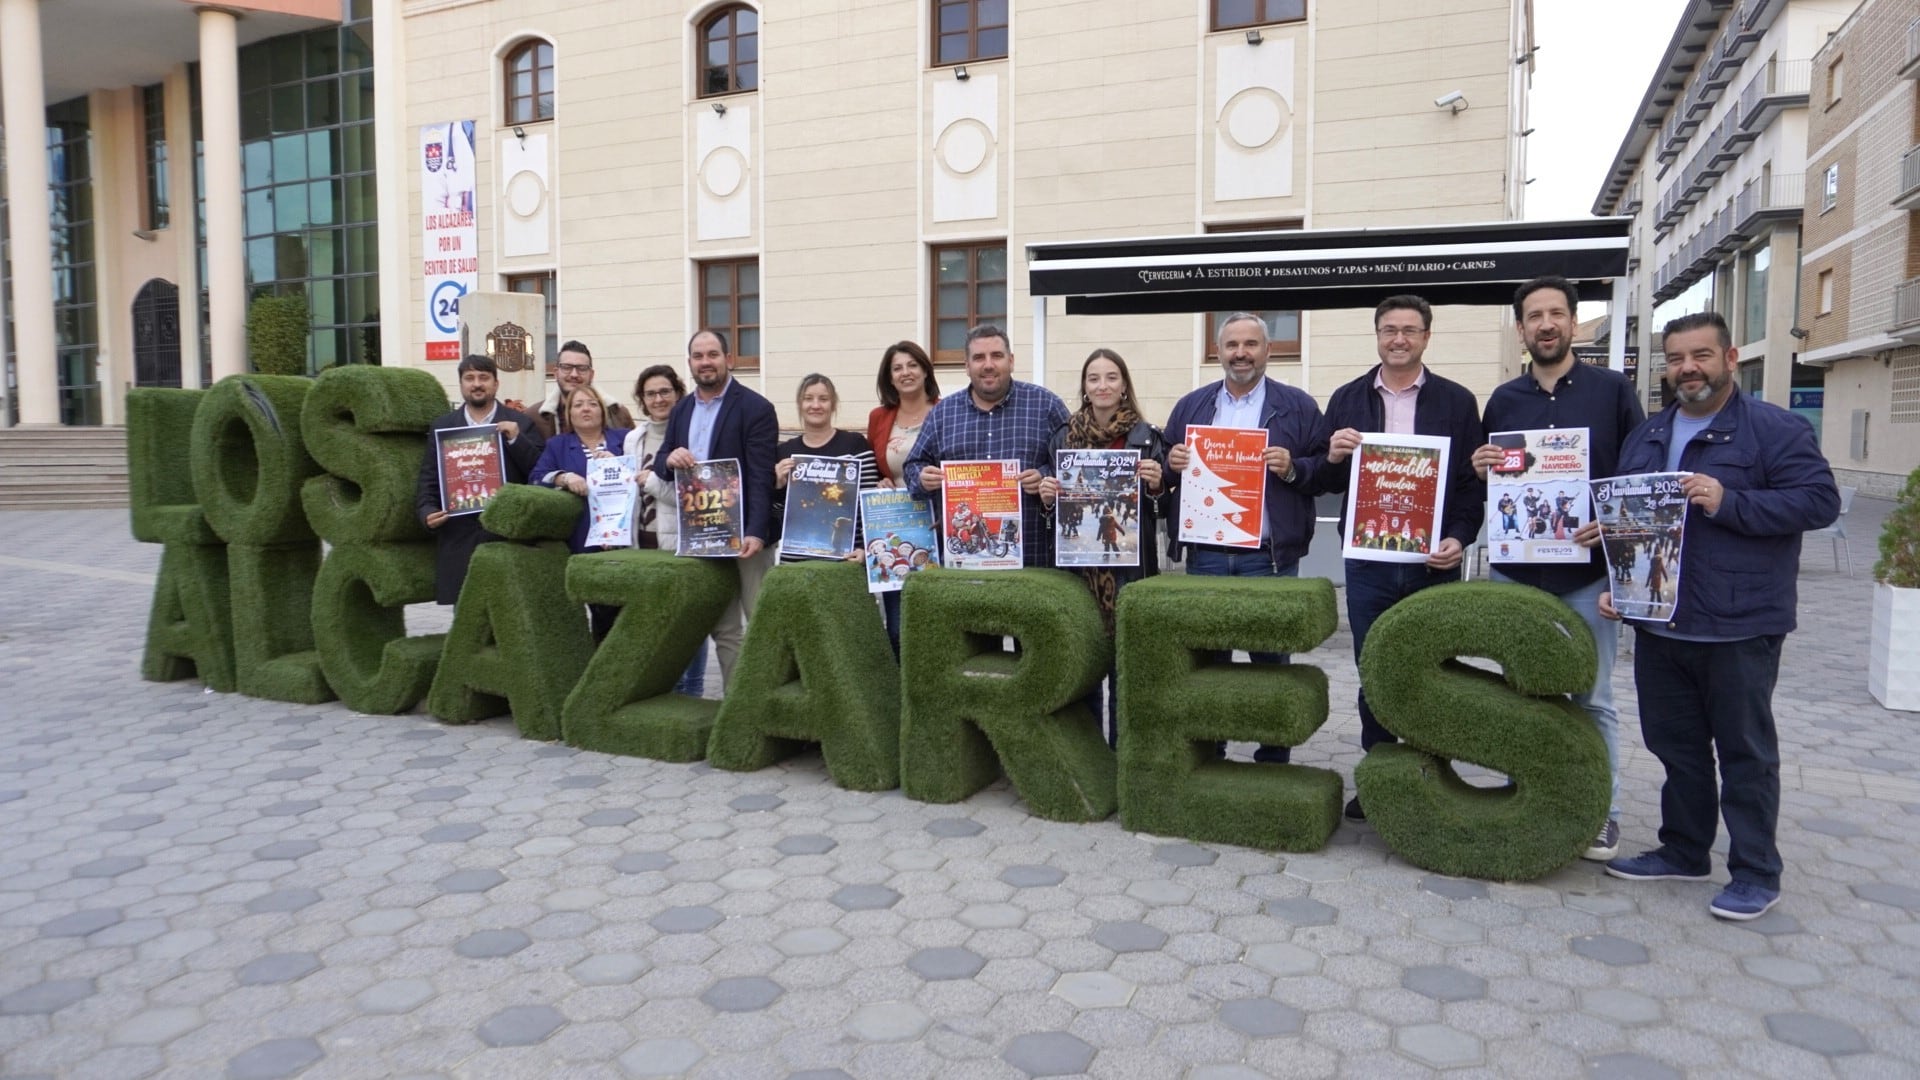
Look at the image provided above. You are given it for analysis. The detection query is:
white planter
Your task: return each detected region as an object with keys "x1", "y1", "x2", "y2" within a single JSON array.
[{"x1": 1870, "y1": 583, "x2": 1920, "y2": 712}]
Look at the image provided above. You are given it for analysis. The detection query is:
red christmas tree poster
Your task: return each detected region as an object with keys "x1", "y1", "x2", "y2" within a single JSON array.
[
  {"x1": 1177, "y1": 425, "x2": 1268, "y2": 549},
  {"x1": 1342, "y1": 433, "x2": 1450, "y2": 564}
]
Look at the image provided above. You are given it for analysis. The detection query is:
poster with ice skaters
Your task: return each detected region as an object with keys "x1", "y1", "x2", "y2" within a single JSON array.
[
  {"x1": 1342, "y1": 434, "x2": 1450, "y2": 563},
  {"x1": 1486, "y1": 427, "x2": 1591, "y2": 565},
  {"x1": 1177, "y1": 426, "x2": 1267, "y2": 549},
  {"x1": 584, "y1": 455, "x2": 638, "y2": 548},
  {"x1": 1055, "y1": 449, "x2": 1140, "y2": 568},
  {"x1": 940, "y1": 460, "x2": 1023, "y2": 570},
  {"x1": 1590, "y1": 472, "x2": 1689, "y2": 622}
]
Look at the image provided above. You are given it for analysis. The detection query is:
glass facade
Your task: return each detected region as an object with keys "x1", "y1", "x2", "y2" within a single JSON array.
[{"x1": 1, "y1": 97, "x2": 101, "y2": 426}]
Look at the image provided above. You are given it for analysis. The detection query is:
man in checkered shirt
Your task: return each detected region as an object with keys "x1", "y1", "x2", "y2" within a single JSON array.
[{"x1": 904, "y1": 324, "x2": 1070, "y2": 569}]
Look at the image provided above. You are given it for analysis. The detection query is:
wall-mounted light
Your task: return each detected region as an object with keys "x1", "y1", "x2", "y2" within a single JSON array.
[
  {"x1": 1434, "y1": 90, "x2": 1468, "y2": 115},
  {"x1": 1518, "y1": 127, "x2": 1536, "y2": 137},
  {"x1": 513, "y1": 125, "x2": 527, "y2": 146},
  {"x1": 1514, "y1": 45, "x2": 1540, "y2": 66},
  {"x1": 954, "y1": 65, "x2": 970, "y2": 81},
  {"x1": 712, "y1": 101, "x2": 727, "y2": 116},
  {"x1": 131, "y1": 229, "x2": 158, "y2": 242},
  {"x1": 1245, "y1": 28, "x2": 1264, "y2": 46},
  {"x1": 1789, "y1": 326, "x2": 1810, "y2": 340}
]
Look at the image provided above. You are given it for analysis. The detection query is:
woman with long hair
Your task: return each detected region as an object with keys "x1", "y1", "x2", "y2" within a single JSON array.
[
  {"x1": 866, "y1": 342, "x2": 940, "y2": 654},
  {"x1": 772, "y1": 374, "x2": 877, "y2": 561}
]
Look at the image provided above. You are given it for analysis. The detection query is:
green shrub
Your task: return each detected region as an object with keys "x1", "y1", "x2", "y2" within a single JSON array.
[
  {"x1": 899, "y1": 569, "x2": 1115, "y2": 822},
  {"x1": 1876, "y1": 465, "x2": 1920, "y2": 587},
  {"x1": 228, "y1": 542, "x2": 333, "y2": 704},
  {"x1": 428, "y1": 540, "x2": 590, "y2": 740},
  {"x1": 141, "y1": 541, "x2": 236, "y2": 692},
  {"x1": 312, "y1": 542, "x2": 442, "y2": 714},
  {"x1": 1354, "y1": 581, "x2": 1607, "y2": 881},
  {"x1": 299, "y1": 365, "x2": 446, "y2": 545},
  {"x1": 561, "y1": 549, "x2": 736, "y2": 761},
  {"x1": 190, "y1": 375, "x2": 322, "y2": 546},
  {"x1": 709, "y1": 561, "x2": 900, "y2": 789},
  {"x1": 480, "y1": 484, "x2": 583, "y2": 542},
  {"x1": 1115, "y1": 575, "x2": 1342, "y2": 851},
  {"x1": 127, "y1": 388, "x2": 219, "y2": 545},
  {"x1": 247, "y1": 293, "x2": 310, "y2": 377}
]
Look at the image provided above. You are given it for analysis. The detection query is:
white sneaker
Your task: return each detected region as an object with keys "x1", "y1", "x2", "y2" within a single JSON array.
[{"x1": 1583, "y1": 819, "x2": 1620, "y2": 861}]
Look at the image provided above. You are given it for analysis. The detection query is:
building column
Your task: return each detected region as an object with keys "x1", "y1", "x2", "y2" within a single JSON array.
[
  {"x1": 0, "y1": 0, "x2": 60, "y2": 426},
  {"x1": 198, "y1": 5, "x2": 246, "y2": 381}
]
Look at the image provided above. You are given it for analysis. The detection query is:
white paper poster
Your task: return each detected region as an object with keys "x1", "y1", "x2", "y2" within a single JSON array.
[
  {"x1": 421, "y1": 120, "x2": 478, "y2": 362},
  {"x1": 585, "y1": 455, "x2": 637, "y2": 549},
  {"x1": 1486, "y1": 428, "x2": 1592, "y2": 565}
]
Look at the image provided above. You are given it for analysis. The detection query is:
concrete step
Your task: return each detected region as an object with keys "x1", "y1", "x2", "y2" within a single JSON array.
[
  {"x1": 0, "y1": 454, "x2": 130, "y2": 469},
  {"x1": 0, "y1": 498, "x2": 128, "y2": 511}
]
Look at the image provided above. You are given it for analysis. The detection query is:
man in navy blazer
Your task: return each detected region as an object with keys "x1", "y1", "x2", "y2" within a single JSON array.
[{"x1": 653, "y1": 328, "x2": 780, "y2": 688}]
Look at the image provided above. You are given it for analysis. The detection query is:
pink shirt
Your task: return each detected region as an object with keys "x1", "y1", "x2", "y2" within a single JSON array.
[{"x1": 1373, "y1": 368, "x2": 1427, "y2": 435}]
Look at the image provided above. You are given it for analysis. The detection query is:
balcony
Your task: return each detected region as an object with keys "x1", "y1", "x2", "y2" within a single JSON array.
[
  {"x1": 1737, "y1": 59, "x2": 1811, "y2": 134},
  {"x1": 1622, "y1": 181, "x2": 1643, "y2": 213},
  {"x1": 1902, "y1": 17, "x2": 1920, "y2": 80},
  {"x1": 1732, "y1": 0, "x2": 1781, "y2": 46},
  {"x1": 1895, "y1": 278, "x2": 1920, "y2": 341},
  {"x1": 1733, "y1": 172, "x2": 1804, "y2": 234},
  {"x1": 1898, "y1": 146, "x2": 1920, "y2": 210}
]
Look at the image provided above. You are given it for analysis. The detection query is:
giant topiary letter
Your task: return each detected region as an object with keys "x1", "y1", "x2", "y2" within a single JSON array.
[
  {"x1": 190, "y1": 375, "x2": 331, "y2": 703},
  {"x1": 1355, "y1": 581, "x2": 1608, "y2": 881},
  {"x1": 709, "y1": 561, "x2": 900, "y2": 789},
  {"x1": 899, "y1": 569, "x2": 1114, "y2": 822},
  {"x1": 561, "y1": 549, "x2": 737, "y2": 761},
  {"x1": 1115, "y1": 575, "x2": 1341, "y2": 851},
  {"x1": 129, "y1": 388, "x2": 234, "y2": 690},
  {"x1": 427, "y1": 539, "x2": 589, "y2": 740},
  {"x1": 312, "y1": 543, "x2": 443, "y2": 714}
]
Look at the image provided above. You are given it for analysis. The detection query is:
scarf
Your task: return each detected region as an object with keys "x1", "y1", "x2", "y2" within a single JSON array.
[{"x1": 1066, "y1": 404, "x2": 1139, "y2": 449}]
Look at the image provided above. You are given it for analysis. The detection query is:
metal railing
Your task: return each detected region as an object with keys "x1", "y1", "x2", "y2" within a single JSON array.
[
  {"x1": 1896, "y1": 278, "x2": 1920, "y2": 332},
  {"x1": 1733, "y1": 172, "x2": 1804, "y2": 229},
  {"x1": 1908, "y1": 17, "x2": 1920, "y2": 74},
  {"x1": 1900, "y1": 145, "x2": 1920, "y2": 204},
  {"x1": 1737, "y1": 59, "x2": 1811, "y2": 131}
]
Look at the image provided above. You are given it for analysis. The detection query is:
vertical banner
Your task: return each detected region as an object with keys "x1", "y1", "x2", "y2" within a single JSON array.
[
  {"x1": 1342, "y1": 434, "x2": 1450, "y2": 563},
  {"x1": 421, "y1": 120, "x2": 478, "y2": 362}
]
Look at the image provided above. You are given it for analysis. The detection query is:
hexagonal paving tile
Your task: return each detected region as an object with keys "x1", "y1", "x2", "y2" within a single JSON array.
[
  {"x1": 1851, "y1": 882, "x2": 1920, "y2": 912},
  {"x1": 848, "y1": 1001, "x2": 932, "y2": 1042},
  {"x1": 40, "y1": 908, "x2": 122, "y2": 938},
  {"x1": 346, "y1": 909, "x2": 420, "y2": 936},
  {"x1": 1411, "y1": 915, "x2": 1483, "y2": 945},
  {"x1": 437, "y1": 868, "x2": 507, "y2": 894},
  {"x1": 1092, "y1": 921, "x2": 1168, "y2": 953},
  {"x1": 730, "y1": 794, "x2": 785, "y2": 812},
  {"x1": 1153, "y1": 842, "x2": 1217, "y2": 867},
  {"x1": 1564, "y1": 891, "x2": 1638, "y2": 916},
  {"x1": 237, "y1": 952, "x2": 322, "y2": 985},
  {"x1": 264, "y1": 767, "x2": 319, "y2": 782},
  {"x1": 116, "y1": 777, "x2": 174, "y2": 793},
  {"x1": 613, "y1": 851, "x2": 675, "y2": 873},
  {"x1": 1051, "y1": 971, "x2": 1135, "y2": 1009},
  {"x1": 1733, "y1": 910, "x2": 1803, "y2": 936},
  {"x1": 774, "y1": 927, "x2": 848, "y2": 956},
  {"x1": 1739, "y1": 955, "x2": 1824, "y2": 988},
  {"x1": 999, "y1": 865, "x2": 1066, "y2": 888},
  {"x1": 71, "y1": 855, "x2": 146, "y2": 878},
  {"x1": 831, "y1": 884, "x2": 901, "y2": 911},
  {"x1": 702, "y1": 976, "x2": 784, "y2": 1012},
  {"x1": 908, "y1": 946, "x2": 986, "y2": 980},
  {"x1": 227, "y1": 1037, "x2": 324, "y2": 1080},
  {"x1": 109, "y1": 1005, "x2": 205, "y2": 1044},
  {"x1": 0, "y1": 978, "x2": 94, "y2": 1016},
  {"x1": 1264, "y1": 896, "x2": 1337, "y2": 926},
  {"x1": 618, "y1": 1037, "x2": 705, "y2": 1077},
  {"x1": 1580, "y1": 988, "x2": 1664, "y2": 1026},
  {"x1": 1003, "y1": 1031, "x2": 1096, "y2": 1077},
  {"x1": 1396, "y1": 1023, "x2": 1482, "y2": 1068},
  {"x1": 958, "y1": 904, "x2": 1025, "y2": 930},
  {"x1": 1401, "y1": 964, "x2": 1487, "y2": 1003},
  {"x1": 1763, "y1": 1012, "x2": 1869, "y2": 1056},
  {"x1": 100, "y1": 813, "x2": 163, "y2": 831},
  {"x1": 926, "y1": 817, "x2": 985, "y2": 838},
  {"x1": 253, "y1": 839, "x2": 321, "y2": 861},
  {"x1": 421, "y1": 822, "x2": 485, "y2": 843},
  {"x1": 1419, "y1": 875, "x2": 1488, "y2": 900},
  {"x1": 570, "y1": 953, "x2": 650, "y2": 985},
  {"x1": 1246, "y1": 942, "x2": 1321, "y2": 978},
  {"x1": 259, "y1": 799, "x2": 321, "y2": 817},
  {"x1": 478, "y1": 1004, "x2": 565, "y2": 1047},
  {"x1": 556, "y1": 774, "x2": 607, "y2": 789},
  {"x1": 1219, "y1": 998, "x2": 1304, "y2": 1038},
  {"x1": 1570, "y1": 934, "x2": 1649, "y2": 966},
  {"x1": 1585, "y1": 1052, "x2": 1682, "y2": 1080},
  {"x1": 582, "y1": 808, "x2": 640, "y2": 827},
  {"x1": 456, "y1": 929, "x2": 531, "y2": 958},
  {"x1": 355, "y1": 978, "x2": 435, "y2": 1014},
  {"x1": 650, "y1": 906, "x2": 723, "y2": 933},
  {"x1": 246, "y1": 888, "x2": 322, "y2": 914},
  {"x1": 775, "y1": 834, "x2": 838, "y2": 856}
]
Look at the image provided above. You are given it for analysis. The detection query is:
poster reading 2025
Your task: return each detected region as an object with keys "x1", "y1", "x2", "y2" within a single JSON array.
[{"x1": 421, "y1": 120, "x2": 477, "y2": 362}]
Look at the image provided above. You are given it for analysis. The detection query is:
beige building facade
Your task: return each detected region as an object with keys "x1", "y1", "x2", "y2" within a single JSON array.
[{"x1": 385, "y1": 0, "x2": 1535, "y2": 427}]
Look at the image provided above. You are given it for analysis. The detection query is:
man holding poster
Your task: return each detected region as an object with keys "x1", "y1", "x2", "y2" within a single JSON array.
[
  {"x1": 1309, "y1": 295, "x2": 1483, "y2": 820},
  {"x1": 1164, "y1": 312, "x2": 1330, "y2": 765},
  {"x1": 1470, "y1": 276, "x2": 1645, "y2": 859},
  {"x1": 415, "y1": 354, "x2": 544, "y2": 605}
]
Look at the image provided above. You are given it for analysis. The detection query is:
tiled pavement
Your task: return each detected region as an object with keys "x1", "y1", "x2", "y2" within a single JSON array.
[{"x1": 0, "y1": 500, "x2": 1915, "y2": 1080}]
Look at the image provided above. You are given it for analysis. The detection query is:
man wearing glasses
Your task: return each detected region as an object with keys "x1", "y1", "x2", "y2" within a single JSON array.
[
  {"x1": 1306, "y1": 294, "x2": 1485, "y2": 823},
  {"x1": 535, "y1": 339, "x2": 634, "y2": 439}
]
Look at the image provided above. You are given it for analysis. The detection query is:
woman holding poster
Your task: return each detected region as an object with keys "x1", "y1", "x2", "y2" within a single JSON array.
[{"x1": 533, "y1": 386, "x2": 634, "y2": 640}]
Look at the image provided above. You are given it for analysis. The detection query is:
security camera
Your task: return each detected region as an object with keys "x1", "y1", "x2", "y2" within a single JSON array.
[{"x1": 1434, "y1": 90, "x2": 1467, "y2": 113}]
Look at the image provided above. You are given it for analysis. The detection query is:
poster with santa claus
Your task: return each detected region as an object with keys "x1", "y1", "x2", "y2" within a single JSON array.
[
  {"x1": 1342, "y1": 433, "x2": 1450, "y2": 564},
  {"x1": 1177, "y1": 425, "x2": 1268, "y2": 549}
]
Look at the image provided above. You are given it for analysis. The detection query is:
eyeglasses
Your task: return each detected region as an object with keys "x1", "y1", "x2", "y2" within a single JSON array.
[
  {"x1": 641, "y1": 389, "x2": 677, "y2": 399},
  {"x1": 557, "y1": 363, "x2": 592, "y2": 374},
  {"x1": 1375, "y1": 327, "x2": 1428, "y2": 340}
]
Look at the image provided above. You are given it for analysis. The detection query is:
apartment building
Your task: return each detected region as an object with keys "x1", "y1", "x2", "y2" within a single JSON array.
[{"x1": 1797, "y1": 0, "x2": 1920, "y2": 496}]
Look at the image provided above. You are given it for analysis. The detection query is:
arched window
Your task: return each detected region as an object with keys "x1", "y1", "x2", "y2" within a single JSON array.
[
  {"x1": 504, "y1": 39, "x2": 555, "y2": 124},
  {"x1": 698, "y1": 6, "x2": 758, "y2": 98}
]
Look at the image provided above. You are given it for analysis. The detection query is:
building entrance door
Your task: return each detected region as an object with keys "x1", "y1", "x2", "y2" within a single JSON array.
[{"x1": 133, "y1": 279, "x2": 182, "y2": 388}]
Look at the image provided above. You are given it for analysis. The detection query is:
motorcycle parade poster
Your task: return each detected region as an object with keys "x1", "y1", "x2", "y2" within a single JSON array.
[
  {"x1": 1342, "y1": 433, "x2": 1450, "y2": 564},
  {"x1": 780, "y1": 455, "x2": 863, "y2": 563},
  {"x1": 1590, "y1": 472, "x2": 1689, "y2": 623},
  {"x1": 858, "y1": 489, "x2": 941, "y2": 594},
  {"x1": 434, "y1": 424, "x2": 507, "y2": 516},
  {"x1": 675, "y1": 458, "x2": 745, "y2": 557},
  {"x1": 1177, "y1": 425, "x2": 1267, "y2": 549},
  {"x1": 1054, "y1": 449, "x2": 1140, "y2": 569},
  {"x1": 941, "y1": 459, "x2": 1023, "y2": 570},
  {"x1": 1486, "y1": 427, "x2": 1591, "y2": 565}
]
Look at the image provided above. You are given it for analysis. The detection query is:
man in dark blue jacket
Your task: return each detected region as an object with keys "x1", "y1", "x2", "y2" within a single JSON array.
[
  {"x1": 1164, "y1": 312, "x2": 1331, "y2": 764},
  {"x1": 1308, "y1": 295, "x2": 1484, "y2": 821},
  {"x1": 654, "y1": 328, "x2": 780, "y2": 689},
  {"x1": 1596, "y1": 312, "x2": 1838, "y2": 921}
]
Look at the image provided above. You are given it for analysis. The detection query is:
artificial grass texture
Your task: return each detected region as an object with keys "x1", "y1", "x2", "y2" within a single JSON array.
[
  {"x1": 312, "y1": 542, "x2": 443, "y2": 715},
  {"x1": 228, "y1": 542, "x2": 333, "y2": 704},
  {"x1": 561, "y1": 549, "x2": 737, "y2": 762},
  {"x1": 428, "y1": 540, "x2": 590, "y2": 740},
  {"x1": 708, "y1": 560, "x2": 900, "y2": 789},
  {"x1": 190, "y1": 375, "x2": 323, "y2": 546},
  {"x1": 1115, "y1": 575, "x2": 1343, "y2": 851},
  {"x1": 480, "y1": 484, "x2": 583, "y2": 542},
  {"x1": 127, "y1": 388, "x2": 219, "y2": 546},
  {"x1": 299, "y1": 365, "x2": 445, "y2": 545},
  {"x1": 141, "y1": 541, "x2": 236, "y2": 692},
  {"x1": 899, "y1": 569, "x2": 1115, "y2": 822},
  {"x1": 1353, "y1": 581, "x2": 1608, "y2": 881}
]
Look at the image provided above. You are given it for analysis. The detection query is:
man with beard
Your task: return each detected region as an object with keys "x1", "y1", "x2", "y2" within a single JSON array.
[
  {"x1": 416, "y1": 354, "x2": 546, "y2": 604},
  {"x1": 535, "y1": 340, "x2": 634, "y2": 439},
  {"x1": 1594, "y1": 311, "x2": 1837, "y2": 922},
  {"x1": 1470, "y1": 276, "x2": 1645, "y2": 860},
  {"x1": 654, "y1": 329, "x2": 779, "y2": 688}
]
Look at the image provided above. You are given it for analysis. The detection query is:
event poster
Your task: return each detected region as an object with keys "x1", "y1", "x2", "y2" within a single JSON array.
[
  {"x1": 675, "y1": 458, "x2": 745, "y2": 557},
  {"x1": 941, "y1": 460, "x2": 1023, "y2": 570},
  {"x1": 1178, "y1": 425, "x2": 1268, "y2": 549},
  {"x1": 421, "y1": 120, "x2": 478, "y2": 362},
  {"x1": 1343, "y1": 433, "x2": 1450, "y2": 563},
  {"x1": 859, "y1": 489, "x2": 940, "y2": 594},
  {"x1": 584, "y1": 455, "x2": 638, "y2": 549},
  {"x1": 1590, "y1": 472, "x2": 1689, "y2": 622},
  {"x1": 1486, "y1": 427, "x2": 1592, "y2": 565},
  {"x1": 1055, "y1": 449, "x2": 1140, "y2": 569},
  {"x1": 434, "y1": 425, "x2": 506, "y2": 516},
  {"x1": 780, "y1": 456, "x2": 863, "y2": 563}
]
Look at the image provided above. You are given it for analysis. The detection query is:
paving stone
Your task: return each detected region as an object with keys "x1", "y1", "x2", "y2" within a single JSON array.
[
  {"x1": 347, "y1": 909, "x2": 420, "y2": 936},
  {"x1": 1188, "y1": 1068, "x2": 1273, "y2": 1080},
  {"x1": 1219, "y1": 997, "x2": 1304, "y2": 1037},
  {"x1": 1396, "y1": 1023, "x2": 1482, "y2": 1068},
  {"x1": 613, "y1": 852, "x2": 675, "y2": 873},
  {"x1": 775, "y1": 834, "x2": 838, "y2": 856},
  {"x1": 478, "y1": 1004, "x2": 565, "y2": 1047},
  {"x1": 109, "y1": 1005, "x2": 205, "y2": 1044},
  {"x1": 1002, "y1": 1031, "x2": 1096, "y2": 1076},
  {"x1": 1051, "y1": 971, "x2": 1134, "y2": 1009},
  {"x1": 730, "y1": 794, "x2": 785, "y2": 812},
  {"x1": 410, "y1": 785, "x2": 467, "y2": 803},
  {"x1": 650, "y1": 905, "x2": 723, "y2": 933},
  {"x1": 437, "y1": 868, "x2": 506, "y2": 894},
  {"x1": 618, "y1": 1037, "x2": 705, "y2": 1077},
  {"x1": 456, "y1": 929, "x2": 532, "y2": 958},
  {"x1": 847, "y1": 1001, "x2": 932, "y2": 1042},
  {"x1": 556, "y1": 775, "x2": 607, "y2": 789},
  {"x1": 227, "y1": 1037, "x2": 324, "y2": 1080},
  {"x1": 260, "y1": 800, "x2": 321, "y2": 817},
  {"x1": 1763, "y1": 1012, "x2": 1870, "y2": 1056},
  {"x1": 831, "y1": 884, "x2": 901, "y2": 911},
  {"x1": 1581, "y1": 988, "x2": 1664, "y2": 1025},
  {"x1": 1263, "y1": 896, "x2": 1337, "y2": 926},
  {"x1": 264, "y1": 767, "x2": 320, "y2": 782},
  {"x1": 356, "y1": 978, "x2": 435, "y2": 1014},
  {"x1": 1801, "y1": 818, "x2": 1864, "y2": 837},
  {"x1": 1411, "y1": 915, "x2": 1484, "y2": 945},
  {"x1": 1851, "y1": 882, "x2": 1920, "y2": 912},
  {"x1": 570, "y1": 953, "x2": 650, "y2": 985},
  {"x1": 702, "y1": 975, "x2": 784, "y2": 1012},
  {"x1": 421, "y1": 822, "x2": 485, "y2": 843},
  {"x1": 774, "y1": 928, "x2": 848, "y2": 956},
  {"x1": 100, "y1": 813, "x2": 163, "y2": 831},
  {"x1": 1091, "y1": 921, "x2": 1167, "y2": 953},
  {"x1": 1246, "y1": 942, "x2": 1321, "y2": 978},
  {"x1": 246, "y1": 888, "x2": 322, "y2": 914},
  {"x1": 1402, "y1": 964, "x2": 1487, "y2": 1002},
  {"x1": 72, "y1": 855, "x2": 146, "y2": 878},
  {"x1": 41, "y1": 907, "x2": 123, "y2": 937},
  {"x1": 1733, "y1": 910, "x2": 1803, "y2": 936},
  {"x1": 1740, "y1": 955, "x2": 1825, "y2": 988},
  {"x1": 1420, "y1": 875, "x2": 1489, "y2": 901},
  {"x1": 926, "y1": 818, "x2": 985, "y2": 838},
  {"x1": 0, "y1": 978, "x2": 94, "y2": 1015},
  {"x1": 253, "y1": 839, "x2": 321, "y2": 861},
  {"x1": 402, "y1": 755, "x2": 456, "y2": 769},
  {"x1": 787, "y1": 1073, "x2": 855, "y2": 1080},
  {"x1": 1153, "y1": 842, "x2": 1217, "y2": 867},
  {"x1": 117, "y1": 777, "x2": 175, "y2": 793},
  {"x1": 237, "y1": 952, "x2": 322, "y2": 985},
  {"x1": 581, "y1": 808, "x2": 639, "y2": 827},
  {"x1": 1571, "y1": 934, "x2": 1649, "y2": 966},
  {"x1": 908, "y1": 946, "x2": 986, "y2": 980},
  {"x1": 1585, "y1": 1052, "x2": 1682, "y2": 1079},
  {"x1": 270, "y1": 738, "x2": 320, "y2": 751},
  {"x1": 1564, "y1": 891, "x2": 1638, "y2": 917},
  {"x1": 138, "y1": 747, "x2": 191, "y2": 761},
  {"x1": 1000, "y1": 865, "x2": 1066, "y2": 888}
]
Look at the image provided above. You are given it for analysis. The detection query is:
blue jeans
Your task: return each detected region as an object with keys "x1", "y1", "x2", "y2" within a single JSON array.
[
  {"x1": 1345, "y1": 558, "x2": 1460, "y2": 751},
  {"x1": 675, "y1": 639, "x2": 710, "y2": 697},
  {"x1": 1187, "y1": 546, "x2": 1298, "y2": 763},
  {"x1": 1632, "y1": 630, "x2": 1784, "y2": 890},
  {"x1": 1490, "y1": 569, "x2": 1621, "y2": 818}
]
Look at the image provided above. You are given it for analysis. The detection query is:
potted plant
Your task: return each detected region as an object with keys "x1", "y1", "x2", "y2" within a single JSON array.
[{"x1": 1871, "y1": 465, "x2": 1920, "y2": 711}]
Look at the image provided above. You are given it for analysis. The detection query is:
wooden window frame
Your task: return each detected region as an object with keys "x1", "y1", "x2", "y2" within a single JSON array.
[
  {"x1": 139, "y1": 83, "x2": 170, "y2": 232},
  {"x1": 698, "y1": 256, "x2": 761, "y2": 371},
  {"x1": 503, "y1": 39, "x2": 554, "y2": 126},
  {"x1": 698, "y1": 5, "x2": 760, "y2": 99},
  {"x1": 1204, "y1": 220, "x2": 1303, "y2": 361},
  {"x1": 930, "y1": 241, "x2": 1008, "y2": 365},
  {"x1": 932, "y1": 0, "x2": 1009, "y2": 67},
  {"x1": 503, "y1": 270, "x2": 559, "y2": 375},
  {"x1": 1209, "y1": 0, "x2": 1307, "y2": 32}
]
